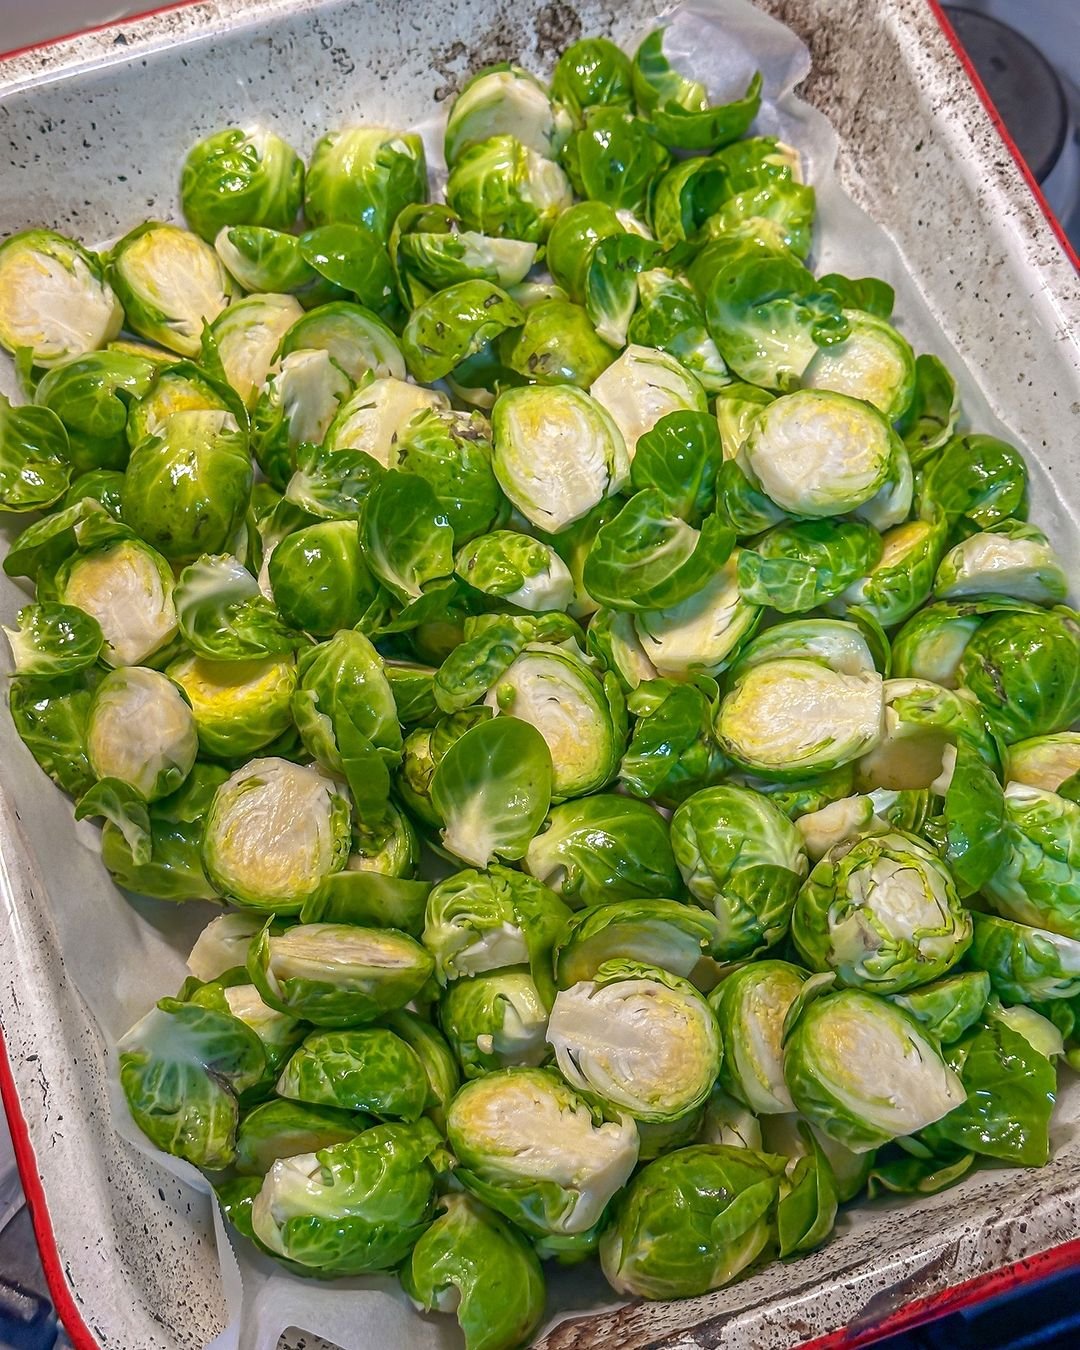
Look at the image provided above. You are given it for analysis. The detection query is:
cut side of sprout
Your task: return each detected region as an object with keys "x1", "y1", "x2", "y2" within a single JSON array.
[
  {"x1": 271, "y1": 349, "x2": 352, "y2": 448},
  {"x1": 327, "y1": 378, "x2": 449, "y2": 466},
  {"x1": 634, "y1": 555, "x2": 755, "y2": 678},
  {"x1": 589, "y1": 344, "x2": 706, "y2": 458},
  {"x1": 60, "y1": 541, "x2": 177, "y2": 668}
]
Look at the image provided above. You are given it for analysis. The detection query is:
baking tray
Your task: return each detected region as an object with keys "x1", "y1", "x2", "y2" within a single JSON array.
[{"x1": 0, "y1": 1, "x2": 1078, "y2": 1347}]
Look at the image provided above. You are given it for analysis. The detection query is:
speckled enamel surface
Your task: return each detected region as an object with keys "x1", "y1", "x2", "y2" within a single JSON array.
[{"x1": 0, "y1": 3, "x2": 1077, "y2": 1349}]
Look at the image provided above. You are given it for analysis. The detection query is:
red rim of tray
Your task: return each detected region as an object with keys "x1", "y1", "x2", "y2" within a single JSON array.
[{"x1": 0, "y1": 2, "x2": 1078, "y2": 1349}]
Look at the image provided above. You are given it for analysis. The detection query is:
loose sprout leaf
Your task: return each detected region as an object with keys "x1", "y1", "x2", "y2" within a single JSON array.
[
  {"x1": 75, "y1": 777, "x2": 152, "y2": 866},
  {"x1": 0, "y1": 394, "x2": 72, "y2": 512},
  {"x1": 3, "y1": 602, "x2": 103, "y2": 676},
  {"x1": 943, "y1": 740, "x2": 1009, "y2": 896}
]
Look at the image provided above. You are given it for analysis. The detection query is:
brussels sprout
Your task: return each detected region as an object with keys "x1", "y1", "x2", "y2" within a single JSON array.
[
  {"x1": 802, "y1": 309, "x2": 916, "y2": 420},
  {"x1": 958, "y1": 607, "x2": 1080, "y2": 743},
  {"x1": 934, "y1": 521, "x2": 1067, "y2": 605},
  {"x1": 0, "y1": 396, "x2": 71, "y2": 513},
  {"x1": 698, "y1": 1087, "x2": 763, "y2": 1151},
  {"x1": 208, "y1": 292, "x2": 304, "y2": 409},
  {"x1": 214, "y1": 225, "x2": 318, "y2": 295},
  {"x1": 590, "y1": 344, "x2": 707, "y2": 462},
  {"x1": 491, "y1": 384, "x2": 628, "y2": 533},
  {"x1": 499, "y1": 299, "x2": 616, "y2": 389},
  {"x1": 268, "y1": 520, "x2": 378, "y2": 635},
  {"x1": 456, "y1": 530, "x2": 573, "y2": 611},
  {"x1": 402, "y1": 1192, "x2": 546, "y2": 1350},
  {"x1": 632, "y1": 29, "x2": 763, "y2": 151},
  {"x1": 174, "y1": 553, "x2": 295, "y2": 662},
  {"x1": 524, "y1": 794, "x2": 680, "y2": 909},
  {"x1": 650, "y1": 157, "x2": 729, "y2": 250},
  {"x1": 630, "y1": 553, "x2": 756, "y2": 680},
  {"x1": 248, "y1": 922, "x2": 433, "y2": 1027},
  {"x1": 1006, "y1": 734, "x2": 1080, "y2": 793},
  {"x1": 445, "y1": 65, "x2": 572, "y2": 166},
  {"x1": 600, "y1": 1144, "x2": 783, "y2": 1299},
  {"x1": 382, "y1": 1009, "x2": 460, "y2": 1130},
  {"x1": 717, "y1": 659, "x2": 884, "y2": 779},
  {"x1": 894, "y1": 353, "x2": 961, "y2": 464},
  {"x1": 124, "y1": 359, "x2": 242, "y2": 448},
  {"x1": 85, "y1": 666, "x2": 197, "y2": 801},
  {"x1": 62, "y1": 468, "x2": 126, "y2": 517},
  {"x1": 440, "y1": 968, "x2": 550, "y2": 1078},
  {"x1": 301, "y1": 871, "x2": 430, "y2": 938},
  {"x1": 186, "y1": 912, "x2": 265, "y2": 981},
  {"x1": 970, "y1": 913, "x2": 1080, "y2": 1005},
  {"x1": 836, "y1": 514, "x2": 948, "y2": 629},
  {"x1": 447, "y1": 1067, "x2": 639, "y2": 1235},
  {"x1": 671, "y1": 785, "x2": 808, "y2": 958},
  {"x1": 553, "y1": 899, "x2": 723, "y2": 991},
  {"x1": 619, "y1": 675, "x2": 728, "y2": 806},
  {"x1": 347, "y1": 801, "x2": 418, "y2": 879},
  {"x1": 118, "y1": 996, "x2": 266, "y2": 1169},
  {"x1": 402, "y1": 281, "x2": 524, "y2": 384},
  {"x1": 551, "y1": 37, "x2": 633, "y2": 116},
  {"x1": 181, "y1": 126, "x2": 303, "y2": 241},
  {"x1": 627, "y1": 269, "x2": 731, "y2": 392},
  {"x1": 8, "y1": 672, "x2": 96, "y2": 797},
  {"x1": 699, "y1": 177, "x2": 817, "y2": 261},
  {"x1": 391, "y1": 204, "x2": 538, "y2": 309},
  {"x1": 304, "y1": 127, "x2": 426, "y2": 240},
  {"x1": 250, "y1": 348, "x2": 352, "y2": 488},
  {"x1": 235, "y1": 1099, "x2": 373, "y2": 1176},
  {"x1": 786, "y1": 988, "x2": 966, "y2": 1151},
  {"x1": 398, "y1": 709, "x2": 489, "y2": 828},
  {"x1": 920, "y1": 432, "x2": 1027, "y2": 529},
  {"x1": 733, "y1": 613, "x2": 884, "y2": 676},
  {"x1": 545, "y1": 200, "x2": 626, "y2": 303},
  {"x1": 385, "y1": 660, "x2": 438, "y2": 725},
  {"x1": 792, "y1": 831, "x2": 971, "y2": 994},
  {"x1": 276, "y1": 1026, "x2": 429, "y2": 1120},
  {"x1": 446, "y1": 134, "x2": 571, "y2": 243},
  {"x1": 56, "y1": 536, "x2": 177, "y2": 667},
  {"x1": 278, "y1": 301, "x2": 405, "y2": 383},
  {"x1": 0, "y1": 228, "x2": 122, "y2": 367},
  {"x1": 325, "y1": 376, "x2": 447, "y2": 466},
  {"x1": 295, "y1": 220, "x2": 395, "y2": 311},
  {"x1": 856, "y1": 678, "x2": 997, "y2": 794},
  {"x1": 108, "y1": 223, "x2": 230, "y2": 358},
  {"x1": 738, "y1": 521, "x2": 883, "y2": 616},
  {"x1": 711, "y1": 961, "x2": 808, "y2": 1113},
  {"x1": 33, "y1": 350, "x2": 156, "y2": 474},
  {"x1": 580, "y1": 232, "x2": 661, "y2": 348},
  {"x1": 561, "y1": 107, "x2": 671, "y2": 213},
  {"x1": 980, "y1": 782, "x2": 1080, "y2": 939},
  {"x1": 626, "y1": 408, "x2": 723, "y2": 529},
  {"x1": 202, "y1": 757, "x2": 351, "y2": 911},
  {"x1": 3, "y1": 602, "x2": 103, "y2": 678},
  {"x1": 714, "y1": 381, "x2": 774, "y2": 460},
  {"x1": 189, "y1": 977, "x2": 305, "y2": 1091},
  {"x1": 251, "y1": 1119, "x2": 442, "y2": 1273},
  {"x1": 282, "y1": 439, "x2": 381, "y2": 524},
  {"x1": 888, "y1": 969, "x2": 991, "y2": 1045}
]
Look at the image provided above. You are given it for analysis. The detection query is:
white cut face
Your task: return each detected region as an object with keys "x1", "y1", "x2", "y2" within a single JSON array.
[
  {"x1": 700, "y1": 1089, "x2": 763, "y2": 1150},
  {"x1": 501, "y1": 549, "x2": 575, "y2": 613},
  {"x1": 857, "y1": 679, "x2": 954, "y2": 791},
  {"x1": 187, "y1": 913, "x2": 264, "y2": 981},
  {"x1": 896, "y1": 615, "x2": 979, "y2": 690},
  {"x1": 327, "y1": 377, "x2": 448, "y2": 465},
  {"x1": 936, "y1": 531, "x2": 1066, "y2": 604},
  {"x1": 86, "y1": 666, "x2": 197, "y2": 799},
  {"x1": 61, "y1": 541, "x2": 177, "y2": 667},
  {"x1": 222, "y1": 983, "x2": 295, "y2": 1043},
  {"x1": 0, "y1": 240, "x2": 122, "y2": 364},
  {"x1": 590, "y1": 344, "x2": 706, "y2": 458},
  {"x1": 265, "y1": 924, "x2": 418, "y2": 989},
  {"x1": 118, "y1": 225, "x2": 230, "y2": 356},
  {"x1": 845, "y1": 838, "x2": 953, "y2": 943},
  {"x1": 449, "y1": 71, "x2": 564, "y2": 159},
  {"x1": 730, "y1": 969, "x2": 805, "y2": 1115},
  {"x1": 739, "y1": 620, "x2": 876, "y2": 678},
  {"x1": 1006, "y1": 734, "x2": 1080, "y2": 792},
  {"x1": 796, "y1": 795, "x2": 875, "y2": 861},
  {"x1": 252, "y1": 1151, "x2": 355, "y2": 1256},
  {"x1": 484, "y1": 972, "x2": 550, "y2": 1066},
  {"x1": 720, "y1": 659, "x2": 885, "y2": 776},
  {"x1": 523, "y1": 146, "x2": 574, "y2": 218},
  {"x1": 803, "y1": 311, "x2": 911, "y2": 416},
  {"x1": 274, "y1": 349, "x2": 352, "y2": 447},
  {"x1": 214, "y1": 293, "x2": 303, "y2": 409},
  {"x1": 745, "y1": 390, "x2": 891, "y2": 516},
  {"x1": 634, "y1": 554, "x2": 754, "y2": 678},
  {"x1": 547, "y1": 976, "x2": 720, "y2": 1120},
  {"x1": 457, "y1": 234, "x2": 539, "y2": 286}
]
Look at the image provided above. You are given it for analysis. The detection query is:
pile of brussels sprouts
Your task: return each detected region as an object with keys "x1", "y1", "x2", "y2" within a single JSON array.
[{"x1": 1, "y1": 19, "x2": 1079, "y2": 1349}]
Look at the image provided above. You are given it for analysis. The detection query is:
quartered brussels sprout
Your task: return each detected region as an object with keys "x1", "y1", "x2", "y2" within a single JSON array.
[
  {"x1": 670, "y1": 785, "x2": 809, "y2": 958},
  {"x1": 181, "y1": 126, "x2": 303, "y2": 241},
  {"x1": 717, "y1": 659, "x2": 885, "y2": 779},
  {"x1": 86, "y1": 666, "x2": 197, "y2": 801},
  {"x1": 304, "y1": 127, "x2": 427, "y2": 240},
  {"x1": 957, "y1": 607, "x2": 1080, "y2": 743},
  {"x1": 109, "y1": 223, "x2": 231, "y2": 357},
  {"x1": 590, "y1": 344, "x2": 706, "y2": 461},
  {"x1": 402, "y1": 1192, "x2": 546, "y2": 1350},
  {"x1": 785, "y1": 988, "x2": 966, "y2": 1151},
  {"x1": 792, "y1": 831, "x2": 971, "y2": 994},
  {"x1": 440, "y1": 968, "x2": 550, "y2": 1078},
  {"x1": 710, "y1": 961, "x2": 808, "y2": 1114},
  {"x1": 1006, "y1": 734, "x2": 1080, "y2": 793},
  {"x1": 250, "y1": 1119, "x2": 443, "y2": 1273},
  {"x1": 491, "y1": 384, "x2": 628, "y2": 533},
  {"x1": 446, "y1": 134, "x2": 572, "y2": 242},
  {"x1": 934, "y1": 521, "x2": 1068, "y2": 605},
  {"x1": 445, "y1": 65, "x2": 572, "y2": 165},
  {"x1": 447, "y1": 1067, "x2": 639, "y2": 1235},
  {"x1": 971, "y1": 913, "x2": 1080, "y2": 1004},
  {"x1": 34, "y1": 349, "x2": 156, "y2": 473},
  {"x1": 548, "y1": 960, "x2": 721, "y2": 1121},
  {"x1": 456, "y1": 530, "x2": 573, "y2": 612},
  {"x1": 252, "y1": 348, "x2": 352, "y2": 488},
  {"x1": 0, "y1": 229, "x2": 122, "y2": 367},
  {"x1": 551, "y1": 37, "x2": 634, "y2": 116},
  {"x1": 202, "y1": 757, "x2": 351, "y2": 911},
  {"x1": 981, "y1": 783, "x2": 1080, "y2": 939},
  {"x1": 235, "y1": 1098, "x2": 373, "y2": 1176},
  {"x1": 632, "y1": 555, "x2": 759, "y2": 680},
  {"x1": 803, "y1": 309, "x2": 916, "y2": 420},
  {"x1": 600, "y1": 1144, "x2": 783, "y2": 1299},
  {"x1": 208, "y1": 292, "x2": 303, "y2": 409},
  {"x1": 57, "y1": 535, "x2": 177, "y2": 668}
]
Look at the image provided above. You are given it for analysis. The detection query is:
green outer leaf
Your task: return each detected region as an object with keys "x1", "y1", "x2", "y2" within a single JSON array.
[
  {"x1": 3, "y1": 602, "x2": 103, "y2": 676},
  {"x1": 777, "y1": 1123, "x2": 838, "y2": 1258},
  {"x1": 276, "y1": 1028, "x2": 430, "y2": 1120},
  {"x1": 9, "y1": 672, "x2": 97, "y2": 797},
  {"x1": 0, "y1": 394, "x2": 72, "y2": 512},
  {"x1": 362, "y1": 470, "x2": 455, "y2": 602},
  {"x1": 299, "y1": 223, "x2": 395, "y2": 310},
  {"x1": 403, "y1": 280, "x2": 524, "y2": 384},
  {"x1": 75, "y1": 777, "x2": 152, "y2": 866},
  {"x1": 943, "y1": 740, "x2": 1009, "y2": 896}
]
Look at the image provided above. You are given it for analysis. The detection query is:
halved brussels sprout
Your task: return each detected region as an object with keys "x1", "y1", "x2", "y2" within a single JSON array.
[
  {"x1": 589, "y1": 344, "x2": 707, "y2": 461},
  {"x1": 391, "y1": 203, "x2": 538, "y2": 307},
  {"x1": 86, "y1": 666, "x2": 197, "y2": 801},
  {"x1": 325, "y1": 376, "x2": 447, "y2": 465},
  {"x1": 737, "y1": 520, "x2": 883, "y2": 615},
  {"x1": 628, "y1": 269, "x2": 731, "y2": 392},
  {"x1": 717, "y1": 659, "x2": 885, "y2": 779},
  {"x1": 109, "y1": 223, "x2": 230, "y2": 357},
  {"x1": 248, "y1": 922, "x2": 433, "y2": 1026},
  {"x1": 250, "y1": 1119, "x2": 442, "y2": 1274},
  {"x1": 181, "y1": 126, "x2": 303, "y2": 241},
  {"x1": 632, "y1": 555, "x2": 759, "y2": 680},
  {"x1": 792, "y1": 831, "x2": 971, "y2": 993},
  {"x1": 34, "y1": 350, "x2": 156, "y2": 473},
  {"x1": 553, "y1": 899, "x2": 726, "y2": 991},
  {"x1": 402, "y1": 281, "x2": 524, "y2": 385},
  {"x1": 671, "y1": 785, "x2": 808, "y2": 958},
  {"x1": 499, "y1": 298, "x2": 616, "y2": 389},
  {"x1": 981, "y1": 783, "x2": 1080, "y2": 939},
  {"x1": 561, "y1": 107, "x2": 670, "y2": 213},
  {"x1": 456, "y1": 530, "x2": 573, "y2": 612},
  {"x1": 491, "y1": 384, "x2": 628, "y2": 533},
  {"x1": 251, "y1": 347, "x2": 352, "y2": 489},
  {"x1": 958, "y1": 607, "x2": 1080, "y2": 743},
  {"x1": 208, "y1": 293, "x2": 304, "y2": 409},
  {"x1": 732, "y1": 610, "x2": 886, "y2": 681},
  {"x1": 446, "y1": 134, "x2": 572, "y2": 243},
  {"x1": 57, "y1": 535, "x2": 177, "y2": 668},
  {"x1": 0, "y1": 228, "x2": 122, "y2": 367},
  {"x1": 710, "y1": 961, "x2": 808, "y2": 1113},
  {"x1": 1006, "y1": 734, "x2": 1080, "y2": 793},
  {"x1": 276, "y1": 1025, "x2": 429, "y2": 1119},
  {"x1": 202, "y1": 757, "x2": 351, "y2": 911},
  {"x1": 304, "y1": 127, "x2": 427, "y2": 240},
  {"x1": 214, "y1": 225, "x2": 318, "y2": 294},
  {"x1": 934, "y1": 521, "x2": 1068, "y2": 605},
  {"x1": 525, "y1": 793, "x2": 680, "y2": 909},
  {"x1": 235, "y1": 1099, "x2": 373, "y2": 1176},
  {"x1": 803, "y1": 309, "x2": 916, "y2": 420},
  {"x1": 0, "y1": 396, "x2": 72, "y2": 513},
  {"x1": 545, "y1": 200, "x2": 625, "y2": 304},
  {"x1": 440, "y1": 968, "x2": 550, "y2": 1078},
  {"x1": 836, "y1": 513, "x2": 948, "y2": 629},
  {"x1": 551, "y1": 37, "x2": 633, "y2": 116},
  {"x1": 445, "y1": 65, "x2": 572, "y2": 165},
  {"x1": 784, "y1": 988, "x2": 966, "y2": 1151},
  {"x1": 446, "y1": 1067, "x2": 639, "y2": 1235},
  {"x1": 278, "y1": 301, "x2": 405, "y2": 382},
  {"x1": 124, "y1": 359, "x2": 241, "y2": 448},
  {"x1": 600, "y1": 1144, "x2": 783, "y2": 1299},
  {"x1": 971, "y1": 912, "x2": 1080, "y2": 1004}
]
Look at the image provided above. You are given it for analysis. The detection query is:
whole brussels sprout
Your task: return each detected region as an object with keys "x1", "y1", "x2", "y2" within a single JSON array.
[
  {"x1": 590, "y1": 344, "x2": 707, "y2": 461},
  {"x1": 547, "y1": 960, "x2": 722, "y2": 1121},
  {"x1": 276, "y1": 1026, "x2": 429, "y2": 1119},
  {"x1": 524, "y1": 794, "x2": 680, "y2": 908},
  {"x1": 34, "y1": 350, "x2": 157, "y2": 474},
  {"x1": 446, "y1": 1067, "x2": 639, "y2": 1235},
  {"x1": 971, "y1": 912, "x2": 1080, "y2": 1004},
  {"x1": 86, "y1": 665, "x2": 197, "y2": 801},
  {"x1": 208, "y1": 292, "x2": 303, "y2": 410},
  {"x1": 551, "y1": 37, "x2": 634, "y2": 116},
  {"x1": 202, "y1": 757, "x2": 351, "y2": 911},
  {"x1": 250, "y1": 1119, "x2": 443, "y2": 1273},
  {"x1": 803, "y1": 309, "x2": 916, "y2": 420},
  {"x1": 304, "y1": 127, "x2": 427, "y2": 240},
  {"x1": 456, "y1": 530, "x2": 573, "y2": 612},
  {"x1": 934, "y1": 521, "x2": 1068, "y2": 606},
  {"x1": 445, "y1": 65, "x2": 572, "y2": 165},
  {"x1": 792, "y1": 831, "x2": 972, "y2": 994},
  {"x1": 57, "y1": 535, "x2": 177, "y2": 668},
  {"x1": 440, "y1": 968, "x2": 550, "y2": 1078},
  {"x1": 632, "y1": 556, "x2": 759, "y2": 681},
  {"x1": 981, "y1": 783, "x2": 1080, "y2": 939},
  {"x1": 446, "y1": 134, "x2": 572, "y2": 243},
  {"x1": 710, "y1": 961, "x2": 808, "y2": 1114},
  {"x1": 670, "y1": 785, "x2": 809, "y2": 959},
  {"x1": 109, "y1": 222, "x2": 231, "y2": 357},
  {"x1": 957, "y1": 607, "x2": 1080, "y2": 743},
  {"x1": 268, "y1": 520, "x2": 378, "y2": 635},
  {"x1": 235, "y1": 1098, "x2": 374, "y2": 1176},
  {"x1": 0, "y1": 228, "x2": 122, "y2": 367},
  {"x1": 553, "y1": 899, "x2": 727, "y2": 989},
  {"x1": 180, "y1": 126, "x2": 304, "y2": 241}
]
